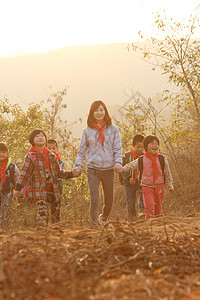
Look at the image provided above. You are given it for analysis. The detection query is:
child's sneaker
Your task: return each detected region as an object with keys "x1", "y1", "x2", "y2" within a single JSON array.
[{"x1": 98, "y1": 214, "x2": 110, "y2": 226}]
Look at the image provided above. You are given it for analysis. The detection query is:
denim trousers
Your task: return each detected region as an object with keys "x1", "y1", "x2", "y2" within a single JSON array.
[
  {"x1": 87, "y1": 167, "x2": 114, "y2": 224},
  {"x1": 124, "y1": 180, "x2": 144, "y2": 217}
]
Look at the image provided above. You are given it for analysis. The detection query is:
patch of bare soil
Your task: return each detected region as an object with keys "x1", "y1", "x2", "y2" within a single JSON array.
[{"x1": 0, "y1": 214, "x2": 200, "y2": 300}]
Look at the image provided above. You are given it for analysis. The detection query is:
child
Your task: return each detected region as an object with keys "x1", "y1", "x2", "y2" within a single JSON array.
[
  {"x1": 75, "y1": 100, "x2": 122, "y2": 226},
  {"x1": 120, "y1": 134, "x2": 144, "y2": 218},
  {"x1": 117, "y1": 135, "x2": 174, "y2": 219},
  {"x1": 47, "y1": 139, "x2": 64, "y2": 222},
  {"x1": 13, "y1": 129, "x2": 79, "y2": 225},
  {"x1": 0, "y1": 142, "x2": 19, "y2": 226}
]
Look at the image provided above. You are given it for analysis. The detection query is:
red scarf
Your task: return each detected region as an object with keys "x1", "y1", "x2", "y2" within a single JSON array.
[
  {"x1": 56, "y1": 153, "x2": 61, "y2": 160},
  {"x1": 144, "y1": 152, "x2": 159, "y2": 181},
  {"x1": 29, "y1": 146, "x2": 50, "y2": 169},
  {"x1": 0, "y1": 156, "x2": 8, "y2": 190},
  {"x1": 130, "y1": 149, "x2": 140, "y2": 180},
  {"x1": 93, "y1": 120, "x2": 106, "y2": 151}
]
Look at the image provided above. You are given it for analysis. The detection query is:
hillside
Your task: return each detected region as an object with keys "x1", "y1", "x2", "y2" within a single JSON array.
[
  {"x1": 0, "y1": 43, "x2": 170, "y2": 137},
  {"x1": 1, "y1": 213, "x2": 200, "y2": 300}
]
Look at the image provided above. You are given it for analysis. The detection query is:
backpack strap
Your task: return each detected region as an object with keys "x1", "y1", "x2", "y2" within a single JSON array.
[
  {"x1": 158, "y1": 154, "x2": 165, "y2": 182},
  {"x1": 138, "y1": 154, "x2": 165, "y2": 184},
  {"x1": 122, "y1": 151, "x2": 132, "y2": 166},
  {"x1": 120, "y1": 151, "x2": 133, "y2": 185},
  {"x1": 158, "y1": 154, "x2": 164, "y2": 173},
  {"x1": 7, "y1": 163, "x2": 15, "y2": 190}
]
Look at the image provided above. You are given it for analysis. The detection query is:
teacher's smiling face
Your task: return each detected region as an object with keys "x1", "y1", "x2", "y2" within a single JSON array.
[{"x1": 93, "y1": 104, "x2": 105, "y2": 124}]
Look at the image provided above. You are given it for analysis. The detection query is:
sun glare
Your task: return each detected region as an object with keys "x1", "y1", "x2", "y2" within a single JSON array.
[{"x1": 0, "y1": 0, "x2": 199, "y2": 57}]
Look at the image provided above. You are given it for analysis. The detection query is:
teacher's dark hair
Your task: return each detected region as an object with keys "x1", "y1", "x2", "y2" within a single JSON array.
[{"x1": 87, "y1": 100, "x2": 112, "y2": 128}]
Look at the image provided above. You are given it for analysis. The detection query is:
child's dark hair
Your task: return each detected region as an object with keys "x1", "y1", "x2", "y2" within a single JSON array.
[
  {"x1": 132, "y1": 134, "x2": 144, "y2": 146},
  {"x1": 87, "y1": 100, "x2": 112, "y2": 128},
  {"x1": 47, "y1": 139, "x2": 58, "y2": 148},
  {"x1": 29, "y1": 129, "x2": 47, "y2": 146},
  {"x1": 143, "y1": 135, "x2": 159, "y2": 151},
  {"x1": 0, "y1": 142, "x2": 8, "y2": 152}
]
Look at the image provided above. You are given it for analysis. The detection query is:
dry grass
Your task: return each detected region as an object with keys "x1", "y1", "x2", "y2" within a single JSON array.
[{"x1": 0, "y1": 213, "x2": 200, "y2": 300}]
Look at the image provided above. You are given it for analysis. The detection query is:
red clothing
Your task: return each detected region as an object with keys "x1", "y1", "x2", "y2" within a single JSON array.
[
  {"x1": 141, "y1": 155, "x2": 164, "y2": 186},
  {"x1": 142, "y1": 184, "x2": 164, "y2": 219},
  {"x1": 29, "y1": 146, "x2": 50, "y2": 169},
  {"x1": 56, "y1": 153, "x2": 61, "y2": 160},
  {"x1": 0, "y1": 156, "x2": 8, "y2": 189},
  {"x1": 141, "y1": 154, "x2": 165, "y2": 219},
  {"x1": 15, "y1": 150, "x2": 71, "y2": 204},
  {"x1": 93, "y1": 121, "x2": 106, "y2": 150},
  {"x1": 144, "y1": 152, "x2": 159, "y2": 181}
]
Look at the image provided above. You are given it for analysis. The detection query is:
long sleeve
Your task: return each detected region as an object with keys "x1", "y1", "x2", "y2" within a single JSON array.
[
  {"x1": 123, "y1": 158, "x2": 138, "y2": 172},
  {"x1": 75, "y1": 129, "x2": 88, "y2": 169},
  {"x1": 15, "y1": 154, "x2": 34, "y2": 190},
  {"x1": 75, "y1": 124, "x2": 122, "y2": 170},
  {"x1": 52, "y1": 156, "x2": 74, "y2": 179},
  {"x1": 112, "y1": 126, "x2": 122, "y2": 166}
]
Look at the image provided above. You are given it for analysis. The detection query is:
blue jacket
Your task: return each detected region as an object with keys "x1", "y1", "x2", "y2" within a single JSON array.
[{"x1": 75, "y1": 123, "x2": 122, "y2": 170}]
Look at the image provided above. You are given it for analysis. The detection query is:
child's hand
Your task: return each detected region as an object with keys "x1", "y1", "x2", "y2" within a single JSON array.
[
  {"x1": 114, "y1": 165, "x2": 124, "y2": 174},
  {"x1": 72, "y1": 168, "x2": 82, "y2": 177},
  {"x1": 129, "y1": 178, "x2": 135, "y2": 185}
]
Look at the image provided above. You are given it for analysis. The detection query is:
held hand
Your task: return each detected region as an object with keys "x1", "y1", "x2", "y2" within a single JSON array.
[
  {"x1": 72, "y1": 168, "x2": 82, "y2": 177},
  {"x1": 129, "y1": 178, "x2": 135, "y2": 185},
  {"x1": 114, "y1": 165, "x2": 125, "y2": 174}
]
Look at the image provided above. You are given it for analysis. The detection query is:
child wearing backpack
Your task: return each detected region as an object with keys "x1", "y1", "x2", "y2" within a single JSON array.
[
  {"x1": 47, "y1": 139, "x2": 65, "y2": 222},
  {"x1": 120, "y1": 134, "x2": 145, "y2": 218},
  {"x1": 13, "y1": 129, "x2": 79, "y2": 225},
  {"x1": 117, "y1": 135, "x2": 174, "y2": 219},
  {"x1": 0, "y1": 142, "x2": 19, "y2": 226}
]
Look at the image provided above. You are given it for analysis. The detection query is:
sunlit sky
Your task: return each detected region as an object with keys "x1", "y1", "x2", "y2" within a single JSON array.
[{"x1": 0, "y1": 0, "x2": 199, "y2": 57}]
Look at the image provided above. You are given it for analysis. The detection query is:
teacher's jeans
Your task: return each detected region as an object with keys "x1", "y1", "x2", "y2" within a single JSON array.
[{"x1": 87, "y1": 167, "x2": 114, "y2": 225}]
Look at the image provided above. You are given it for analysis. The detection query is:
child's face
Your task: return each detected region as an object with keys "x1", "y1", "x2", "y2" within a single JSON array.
[
  {"x1": 147, "y1": 139, "x2": 159, "y2": 156},
  {"x1": 33, "y1": 132, "x2": 46, "y2": 148},
  {"x1": 133, "y1": 142, "x2": 144, "y2": 156},
  {"x1": 0, "y1": 150, "x2": 8, "y2": 164},
  {"x1": 47, "y1": 143, "x2": 58, "y2": 155},
  {"x1": 93, "y1": 104, "x2": 105, "y2": 123}
]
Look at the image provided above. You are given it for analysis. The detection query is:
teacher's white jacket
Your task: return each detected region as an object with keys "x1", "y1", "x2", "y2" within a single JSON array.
[{"x1": 75, "y1": 124, "x2": 122, "y2": 170}]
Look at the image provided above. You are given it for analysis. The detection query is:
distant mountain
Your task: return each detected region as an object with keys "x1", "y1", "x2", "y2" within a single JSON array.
[
  {"x1": 0, "y1": 43, "x2": 171, "y2": 137},
  {"x1": 3, "y1": 51, "x2": 32, "y2": 58}
]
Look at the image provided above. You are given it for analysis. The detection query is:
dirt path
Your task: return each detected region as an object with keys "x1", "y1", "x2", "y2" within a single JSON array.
[{"x1": 0, "y1": 214, "x2": 200, "y2": 300}]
